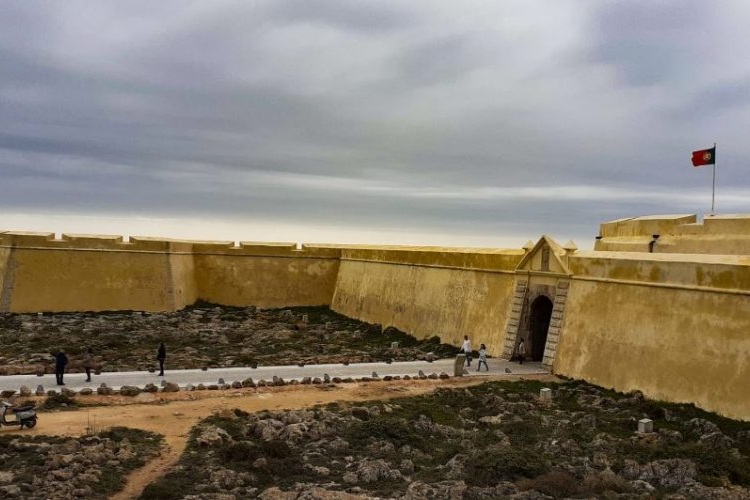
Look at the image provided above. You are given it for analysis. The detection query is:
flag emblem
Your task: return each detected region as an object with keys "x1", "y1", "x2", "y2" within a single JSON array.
[{"x1": 691, "y1": 146, "x2": 716, "y2": 167}]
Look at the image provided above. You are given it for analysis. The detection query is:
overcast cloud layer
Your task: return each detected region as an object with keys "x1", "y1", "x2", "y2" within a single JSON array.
[{"x1": 2, "y1": 1, "x2": 749, "y2": 248}]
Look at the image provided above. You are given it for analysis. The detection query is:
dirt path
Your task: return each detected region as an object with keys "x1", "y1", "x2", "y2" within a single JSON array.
[{"x1": 8, "y1": 374, "x2": 557, "y2": 499}]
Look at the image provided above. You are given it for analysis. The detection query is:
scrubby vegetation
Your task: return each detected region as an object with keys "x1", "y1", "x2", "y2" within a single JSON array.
[
  {"x1": 141, "y1": 379, "x2": 750, "y2": 498},
  {"x1": 0, "y1": 427, "x2": 163, "y2": 499},
  {"x1": 0, "y1": 304, "x2": 458, "y2": 375}
]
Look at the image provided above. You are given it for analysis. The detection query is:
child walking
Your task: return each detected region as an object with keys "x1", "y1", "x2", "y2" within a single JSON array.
[{"x1": 477, "y1": 343, "x2": 489, "y2": 371}]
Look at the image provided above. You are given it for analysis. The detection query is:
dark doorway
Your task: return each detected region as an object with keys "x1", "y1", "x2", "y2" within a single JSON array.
[{"x1": 530, "y1": 296, "x2": 553, "y2": 361}]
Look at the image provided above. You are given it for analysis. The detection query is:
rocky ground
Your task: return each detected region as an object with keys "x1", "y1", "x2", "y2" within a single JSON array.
[
  {"x1": 143, "y1": 379, "x2": 750, "y2": 499},
  {"x1": 0, "y1": 304, "x2": 458, "y2": 375},
  {"x1": 3, "y1": 305, "x2": 750, "y2": 499},
  {"x1": 0, "y1": 427, "x2": 162, "y2": 499}
]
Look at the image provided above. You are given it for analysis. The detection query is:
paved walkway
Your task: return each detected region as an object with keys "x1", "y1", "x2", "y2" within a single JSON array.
[{"x1": 0, "y1": 358, "x2": 548, "y2": 393}]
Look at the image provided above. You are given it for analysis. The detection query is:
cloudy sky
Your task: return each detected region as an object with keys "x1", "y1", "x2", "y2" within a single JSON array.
[{"x1": 2, "y1": 1, "x2": 749, "y2": 248}]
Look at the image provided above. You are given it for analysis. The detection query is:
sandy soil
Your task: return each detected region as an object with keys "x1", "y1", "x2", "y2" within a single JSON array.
[{"x1": 5, "y1": 374, "x2": 557, "y2": 499}]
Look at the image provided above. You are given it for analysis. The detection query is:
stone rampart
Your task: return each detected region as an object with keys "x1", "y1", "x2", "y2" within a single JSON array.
[
  {"x1": 331, "y1": 246, "x2": 524, "y2": 352},
  {"x1": 3, "y1": 219, "x2": 750, "y2": 419},
  {"x1": 595, "y1": 214, "x2": 750, "y2": 255},
  {"x1": 0, "y1": 232, "x2": 340, "y2": 312},
  {"x1": 193, "y1": 242, "x2": 340, "y2": 309},
  {"x1": 556, "y1": 251, "x2": 750, "y2": 420}
]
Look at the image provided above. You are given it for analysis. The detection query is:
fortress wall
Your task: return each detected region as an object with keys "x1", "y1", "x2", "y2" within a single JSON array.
[
  {"x1": 331, "y1": 247, "x2": 524, "y2": 353},
  {"x1": 0, "y1": 236, "x2": 10, "y2": 311},
  {"x1": 555, "y1": 252, "x2": 750, "y2": 420},
  {"x1": 595, "y1": 214, "x2": 750, "y2": 255},
  {"x1": 569, "y1": 251, "x2": 750, "y2": 290},
  {"x1": 192, "y1": 243, "x2": 341, "y2": 308},
  {"x1": 0, "y1": 232, "x2": 175, "y2": 312},
  {"x1": 167, "y1": 242, "x2": 199, "y2": 310}
]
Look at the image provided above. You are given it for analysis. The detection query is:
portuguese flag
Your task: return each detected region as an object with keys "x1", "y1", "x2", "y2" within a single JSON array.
[{"x1": 691, "y1": 146, "x2": 716, "y2": 167}]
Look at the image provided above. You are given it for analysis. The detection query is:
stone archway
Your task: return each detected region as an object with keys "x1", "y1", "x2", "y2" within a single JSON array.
[{"x1": 530, "y1": 295, "x2": 553, "y2": 361}]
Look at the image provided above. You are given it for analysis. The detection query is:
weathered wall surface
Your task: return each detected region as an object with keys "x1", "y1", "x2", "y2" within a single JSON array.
[
  {"x1": 167, "y1": 242, "x2": 199, "y2": 310},
  {"x1": 595, "y1": 214, "x2": 750, "y2": 255},
  {"x1": 0, "y1": 233, "x2": 173, "y2": 312},
  {"x1": 331, "y1": 247, "x2": 524, "y2": 354},
  {"x1": 555, "y1": 251, "x2": 750, "y2": 420},
  {"x1": 0, "y1": 234, "x2": 10, "y2": 312},
  {"x1": 193, "y1": 243, "x2": 341, "y2": 309},
  {"x1": 3, "y1": 221, "x2": 750, "y2": 420},
  {"x1": 0, "y1": 234, "x2": 341, "y2": 312}
]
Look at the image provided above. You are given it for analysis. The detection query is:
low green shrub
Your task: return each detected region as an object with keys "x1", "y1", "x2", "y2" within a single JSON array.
[{"x1": 465, "y1": 447, "x2": 549, "y2": 486}]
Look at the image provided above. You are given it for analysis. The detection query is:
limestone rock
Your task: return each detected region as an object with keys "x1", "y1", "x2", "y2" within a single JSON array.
[
  {"x1": 162, "y1": 382, "x2": 180, "y2": 393},
  {"x1": 119, "y1": 385, "x2": 141, "y2": 397}
]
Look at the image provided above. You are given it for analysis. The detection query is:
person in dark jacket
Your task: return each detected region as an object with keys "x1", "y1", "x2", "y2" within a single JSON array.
[
  {"x1": 55, "y1": 350, "x2": 68, "y2": 385},
  {"x1": 157, "y1": 343, "x2": 166, "y2": 376}
]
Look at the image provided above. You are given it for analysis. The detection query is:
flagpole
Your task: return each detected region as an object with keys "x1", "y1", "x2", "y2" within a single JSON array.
[{"x1": 711, "y1": 142, "x2": 716, "y2": 214}]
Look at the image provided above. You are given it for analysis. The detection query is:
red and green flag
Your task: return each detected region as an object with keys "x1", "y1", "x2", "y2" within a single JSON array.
[{"x1": 691, "y1": 146, "x2": 716, "y2": 167}]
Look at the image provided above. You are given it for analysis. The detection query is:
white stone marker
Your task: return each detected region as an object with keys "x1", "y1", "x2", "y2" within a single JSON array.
[
  {"x1": 638, "y1": 418, "x2": 653, "y2": 433},
  {"x1": 540, "y1": 387, "x2": 552, "y2": 401}
]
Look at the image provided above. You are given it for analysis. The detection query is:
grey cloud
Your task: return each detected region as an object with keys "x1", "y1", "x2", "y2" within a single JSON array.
[
  {"x1": 1, "y1": 1, "x2": 749, "y2": 246},
  {"x1": 395, "y1": 34, "x2": 487, "y2": 87},
  {"x1": 666, "y1": 79, "x2": 750, "y2": 120},
  {"x1": 267, "y1": 0, "x2": 413, "y2": 33},
  {"x1": 585, "y1": 0, "x2": 718, "y2": 87}
]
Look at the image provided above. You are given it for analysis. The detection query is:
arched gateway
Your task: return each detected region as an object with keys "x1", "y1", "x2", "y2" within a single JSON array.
[
  {"x1": 501, "y1": 236, "x2": 576, "y2": 369},
  {"x1": 530, "y1": 296, "x2": 553, "y2": 361}
]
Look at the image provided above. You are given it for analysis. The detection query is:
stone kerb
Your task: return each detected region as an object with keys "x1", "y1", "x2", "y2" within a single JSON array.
[{"x1": 27, "y1": 369, "x2": 456, "y2": 396}]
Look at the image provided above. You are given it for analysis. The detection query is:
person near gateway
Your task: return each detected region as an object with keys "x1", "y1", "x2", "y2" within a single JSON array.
[
  {"x1": 156, "y1": 342, "x2": 167, "y2": 376},
  {"x1": 477, "y1": 343, "x2": 489, "y2": 371},
  {"x1": 461, "y1": 335, "x2": 472, "y2": 367},
  {"x1": 516, "y1": 338, "x2": 526, "y2": 365},
  {"x1": 54, "y1": 350, "x2": 68, "y2": 386},
  {"x1": 82, "y1": 348, "x2": 94, "y2": 383}
]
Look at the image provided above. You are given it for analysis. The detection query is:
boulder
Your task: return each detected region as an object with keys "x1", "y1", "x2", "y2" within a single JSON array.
[
  {"x1": 119, "y1": 386, "x2": 141, "y2": 397},
  {"x1": 162, "y1": 382, "x2": 179, "y2": 393}
]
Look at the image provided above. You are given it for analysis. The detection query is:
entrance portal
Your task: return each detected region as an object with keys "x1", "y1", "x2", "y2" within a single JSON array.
[{"x1": 530, "y1": 296, "x2": 553, "y2": 361}]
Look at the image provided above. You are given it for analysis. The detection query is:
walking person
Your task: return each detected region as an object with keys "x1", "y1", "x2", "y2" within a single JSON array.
[
  {"x1": 517, "y1": 338, "x2": 526, "y2": 365},
  {"x1": 156, "y1": 342, "x2": 166, "y2": 376},
  {"x1": 54, "y1": 350, "x2": 68, "y2": 386},
  {"x1": 461, "y1": 335, "x2": 472, "y2": 367},
  {"x1": 82, "y1": 348, "x2": 94, "y2": 382},
  {"x1": 477, "y1": 343, "x2": 489, "y2": 372}
]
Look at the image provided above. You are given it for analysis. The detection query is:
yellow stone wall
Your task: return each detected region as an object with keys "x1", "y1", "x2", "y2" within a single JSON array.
[
  {"x1": 3, "y1": 216, "x2": 750, "y2": 419},
  {"x1": 0, "y1": 232, "x2": 173, "y2": 312},
  {"x1": 0, "y1": 239, "x2": 10, "y2": 311},
  {"x1": 193, "y1": 243, "x2": 341, "y2": 308},
  {"x1": 331, "y1": 247, "x2": 523, "y2": 354},
  {"x1": 167, "y1": 244, "x2": 199, "y2": 310},
  {"x1": 0, "y1": 233, "x2": 340, "y2": 312},
  {"x1": 596, "y1": 214, "x2": 750, "y2": 255},
  {"x1": 555, "y1": 251, "x2": 750, "y2": 420}
]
